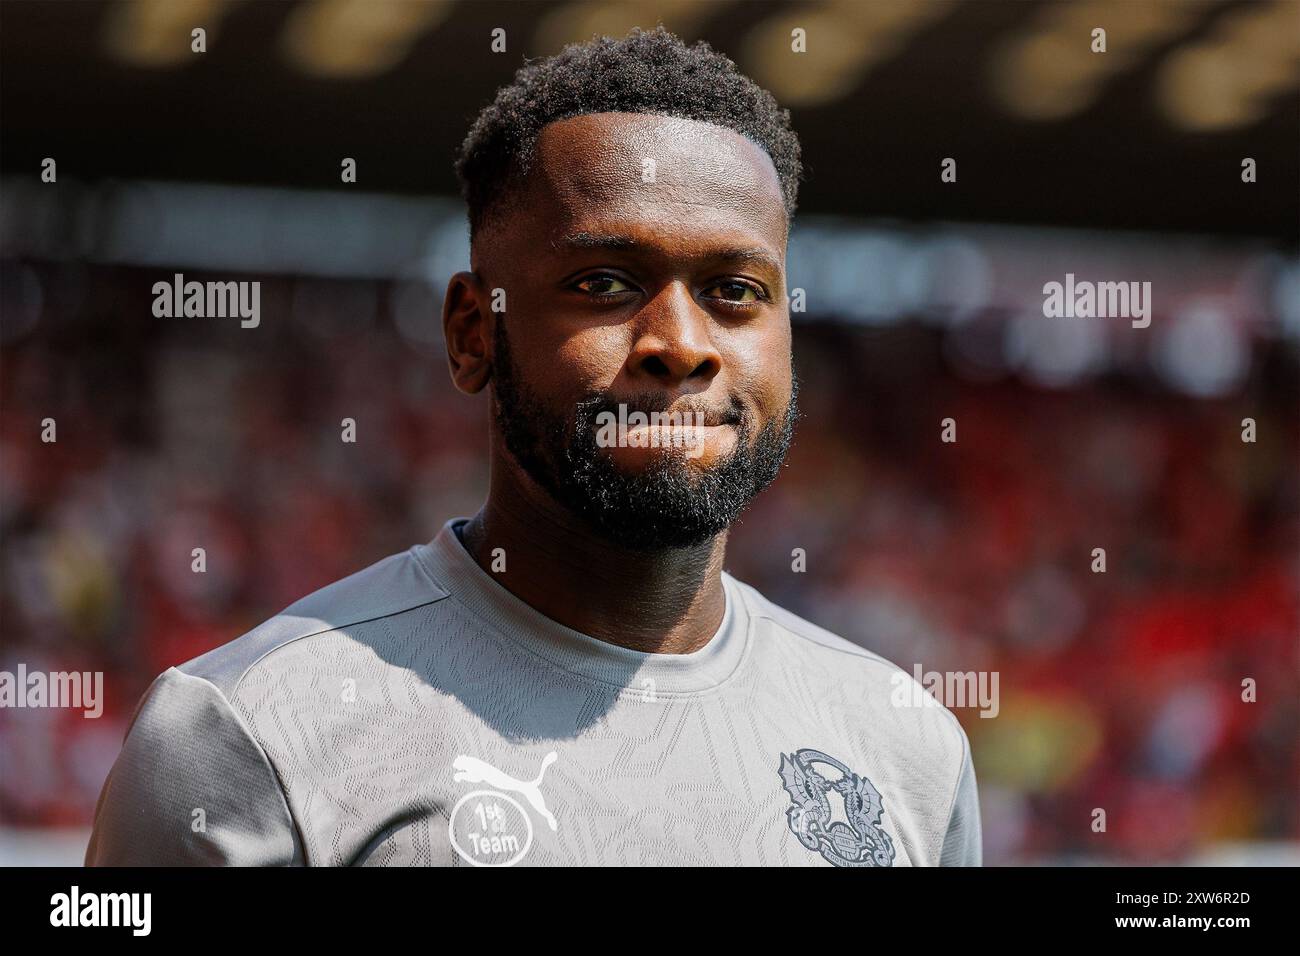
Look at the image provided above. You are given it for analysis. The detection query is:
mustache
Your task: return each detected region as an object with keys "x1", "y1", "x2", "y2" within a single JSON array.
[{"x1": 573, "y1": 392, "x2": 746, "y2": 429}]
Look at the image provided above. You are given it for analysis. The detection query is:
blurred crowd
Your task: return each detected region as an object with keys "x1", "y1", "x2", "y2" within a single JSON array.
[{"x1": 1, "y1": 265, "x2": 1297, "y2": 864}]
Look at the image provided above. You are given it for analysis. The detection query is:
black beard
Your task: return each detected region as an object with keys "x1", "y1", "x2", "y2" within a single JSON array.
[{"x1": 490, "y1": 321, "x2": 799, "y2": 551}]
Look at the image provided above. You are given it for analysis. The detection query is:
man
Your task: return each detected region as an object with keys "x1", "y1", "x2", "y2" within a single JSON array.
[{"x1": 87, "y1": 27, "x2": 980, "y2": 867}]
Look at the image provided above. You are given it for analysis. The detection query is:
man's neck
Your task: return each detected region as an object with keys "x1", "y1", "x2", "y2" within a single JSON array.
[{"x1": 458, "y1": 471, "x2": 728, "y2": 655}]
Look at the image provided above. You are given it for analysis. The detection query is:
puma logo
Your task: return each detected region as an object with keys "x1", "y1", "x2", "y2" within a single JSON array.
[{"x1": 452, "y1": 751, "x2": 558, "y2": 831}]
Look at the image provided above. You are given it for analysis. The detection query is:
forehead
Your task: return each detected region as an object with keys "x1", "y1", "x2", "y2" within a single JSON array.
[{"x1": 519, "y1": 112, "x2": 788, "y2": 249}]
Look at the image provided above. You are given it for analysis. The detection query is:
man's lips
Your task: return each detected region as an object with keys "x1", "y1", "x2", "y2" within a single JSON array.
[
  {"x1": 612, "y1": 420, "x2": 736, "y2": 460},
  {"x1": 622, "y1": 421, "x2": 731, "y2": 441},
  {"x1": 605, "y1": 406, "x2": 742, "y2": 428}
]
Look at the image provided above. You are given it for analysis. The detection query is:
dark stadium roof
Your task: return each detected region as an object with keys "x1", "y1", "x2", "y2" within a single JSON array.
[{"x1": 1, "y1": 0, "x2": 1296, "y2": 240}]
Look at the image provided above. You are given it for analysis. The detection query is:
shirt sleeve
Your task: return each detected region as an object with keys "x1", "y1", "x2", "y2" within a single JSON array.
[
  {"x1": 938, "y1": 726, "x2": 983, "y2": 866},
  {"x1": 85, "y1": 667, "x2": 301, "y2": 866}
]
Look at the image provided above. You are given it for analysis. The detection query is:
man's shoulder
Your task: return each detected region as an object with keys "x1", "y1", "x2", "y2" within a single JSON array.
[
  {"x1": 89, "y1": 544, "x2": 453, "y2": 865},
  {"x1": 728, "y1": 574, "x2": 970, "y2": 748},
  {"x1": 728, "y1": 574, "x2": 900, "y2": 671},
  {"x1": 178, "y1": 544, "x2": 451, "y2": 699}
]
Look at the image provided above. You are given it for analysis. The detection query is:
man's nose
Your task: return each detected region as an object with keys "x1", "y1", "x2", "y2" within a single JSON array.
[{"x1": 626, "y1": 282, "x2": 722, "y2": 385}]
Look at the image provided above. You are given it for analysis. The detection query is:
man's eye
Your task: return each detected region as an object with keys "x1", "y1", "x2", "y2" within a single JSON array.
[
  {"x1": 703, "y1": 280, "x2": 764, "y2": 304},
  {"x1": 574, "y1": 275, "x2": 634, "y2": 296}
]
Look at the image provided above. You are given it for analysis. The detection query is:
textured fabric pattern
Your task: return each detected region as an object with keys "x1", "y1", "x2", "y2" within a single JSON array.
[{"x1": 87, "y1": 519, "x2": 981, "y2": 867}]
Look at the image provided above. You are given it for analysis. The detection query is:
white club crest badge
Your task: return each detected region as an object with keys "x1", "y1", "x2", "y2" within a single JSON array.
[{"x1": 778, "y1": 748, "x2": 895, "y2": 867}]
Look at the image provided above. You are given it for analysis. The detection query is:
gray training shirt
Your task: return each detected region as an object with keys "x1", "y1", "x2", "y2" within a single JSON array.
[{"x1": 86, "y1": 518, "x2": 982, "y2": 867}]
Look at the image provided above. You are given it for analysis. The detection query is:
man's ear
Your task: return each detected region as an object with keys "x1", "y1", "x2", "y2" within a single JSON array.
[{"x1": 442, "y1": 270, "x2": 495, "y2": 395}]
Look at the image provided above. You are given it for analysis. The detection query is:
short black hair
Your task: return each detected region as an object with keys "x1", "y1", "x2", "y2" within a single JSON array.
[{"x1": 456, "y1": 26, "x2": 802, "y2": 239}]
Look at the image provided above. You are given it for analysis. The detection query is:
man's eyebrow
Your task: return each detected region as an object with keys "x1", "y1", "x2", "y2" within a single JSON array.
[{"x1": 555, "y1": 232, "x2": 783, "y2": 273}]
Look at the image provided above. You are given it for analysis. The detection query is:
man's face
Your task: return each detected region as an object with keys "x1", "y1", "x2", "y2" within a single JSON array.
[{"x1": 476, "y1": 112, "x2": 798, "y2": 550}]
